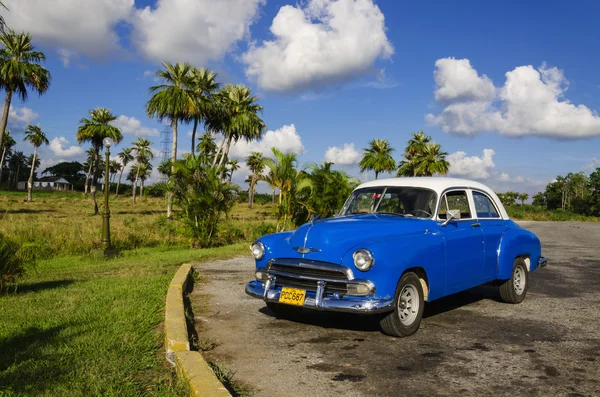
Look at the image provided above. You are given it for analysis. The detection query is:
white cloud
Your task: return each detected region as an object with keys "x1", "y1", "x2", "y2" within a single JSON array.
[
  {"x1": 8, "y1": 106, "x2": 39, "y2": 126},
  {"x1": 4, "y1": 0, "x2": 132, "y2": 61},
  {"x1": 447, "y1": 149, "x2": 495, "y2": 179},
  {"x1": 112, "y1": 115, "x2": 160, "y2": 137},
  {"x1": 243, "y1": 0, "x2": 394, "y2": 92},
  {"x1": 57, "y1": 48, "x2": 76, "y2": 68},
  {"x1": 498, "y1": 172, "x2": 525, "y2": 183},
  {"x1": 584, "y1": 157, "x2": 599, "y2": 172},
  {"x1": 131, "y1": 0, "x2": 265, "y2": 64},
  {"x1": 427, "y1": 58, "x2": 600, "y2": 138},
  {"x1": 49, "y1": 137, "x2": 84, "y2": 157},
  {"x1": 228, "y1": 124, "x2": 305, "y2": 159},
  {"x1": 323, "y1": 143, "x2": 360, "y2": 165}
]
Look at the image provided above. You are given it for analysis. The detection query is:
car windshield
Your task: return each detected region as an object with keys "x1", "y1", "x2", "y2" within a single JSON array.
[{"x1": 340, "y1": 187, "x2": 437, "y2": 219}]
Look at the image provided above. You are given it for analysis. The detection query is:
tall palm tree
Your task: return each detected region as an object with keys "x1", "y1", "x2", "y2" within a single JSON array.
[
  {"x1": 0, "y1": 32, "x2": 51, "y2": 152},
  {"x1": 109, "y1": 160, "x2": 120, "y2": 184},
  {"x1": 411, "y1": 142, "x2": 449, "y2": 176},
  {"x1": 0, "y1": 128, "x2": 14, "y2": 183},
  {"x1": 83, "y1": 148, "x2": 97, "y2": 194},
  {"x1": 196, "y1": 131, "x2": 217, "y2": 164},
  {"x1": 116, "y1": 147, "x2": 133, "y2": 196},
  {"x1": 138, "y1": 162, "x2": 153, "y2": 197},
  {"x1": 359, "y1": 139, "x2": 396, "y2": 179},
  {"x1": 131, "y1": 137, "x2": 153, "y2": 204},
  {"x1": 188, "y1": 68, "x2": 219, "y2": 157},
  {"x1": 23, "y1": 125, "x2": 48, "y2": 202},
  {"x1": 208, "y1": 84, "x2": 266, "y2": 169},
  {"x1": 228, "y1": 158, "x2": 239, "y2": 182},
  {"x1": 146, "y1": 62, "x2": 195, "y2": 218},
  {"x1": 76, "y1": 108, "x2": 123, "y2": 215},
  {"x1": 263, "y1": 148, "x2": 298, "y2": 206},
  {"x1": 398, "y1": 131, "x2": 435, "y2": 177},
  {"x1": 246, "y1": 151, "x2": 264, "y2": 209}
]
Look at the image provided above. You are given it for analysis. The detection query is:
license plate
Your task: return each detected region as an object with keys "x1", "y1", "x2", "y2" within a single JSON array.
[{"x1": 279, "y1": 287, "x2": 306, "y2": 306}]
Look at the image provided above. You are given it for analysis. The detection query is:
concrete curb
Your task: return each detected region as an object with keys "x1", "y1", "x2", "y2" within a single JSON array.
[{"x1": 165, "y1": 263, "x2": 231, "y2": 397}]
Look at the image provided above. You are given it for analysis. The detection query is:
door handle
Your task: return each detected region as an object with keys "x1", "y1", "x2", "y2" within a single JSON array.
[{"x1": 471, "y1": 223, "x2": 480, "y2": 228}]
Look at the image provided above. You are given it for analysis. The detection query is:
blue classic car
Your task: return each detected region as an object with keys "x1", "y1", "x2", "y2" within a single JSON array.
[{"x1": 246, "y1": 177, "x2": 547, "y2": 337}]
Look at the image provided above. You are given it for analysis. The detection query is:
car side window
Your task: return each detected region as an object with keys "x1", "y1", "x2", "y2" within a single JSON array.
[
  {"x1": 438, "y1": 190, "x2": 472, "y2": 220},
  {"x1": 473, "y1": 191, "x2": 500, "y2": 218}
]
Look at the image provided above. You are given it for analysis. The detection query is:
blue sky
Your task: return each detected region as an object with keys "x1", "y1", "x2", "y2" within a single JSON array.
[{"x1": 4, "y1": 0, "x2": 600, "y2": 195}]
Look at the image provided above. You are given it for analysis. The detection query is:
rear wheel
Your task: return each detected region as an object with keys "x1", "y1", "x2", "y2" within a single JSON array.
[
  {"x1": 379, "y1": 272, "x2": 424, "y2": 337},
  {"x1": 499, "y1": 258, "x2": 529, "y2": 304}
]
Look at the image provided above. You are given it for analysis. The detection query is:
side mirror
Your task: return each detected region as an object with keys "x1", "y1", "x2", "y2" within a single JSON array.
[{"x1": 441, "y1": 209, "x2": 460, "y2": 227}]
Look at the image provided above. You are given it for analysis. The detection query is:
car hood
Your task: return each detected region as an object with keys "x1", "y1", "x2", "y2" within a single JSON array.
[{"x1": 283, "y1": 214, "x2": 434, "y2": 263}]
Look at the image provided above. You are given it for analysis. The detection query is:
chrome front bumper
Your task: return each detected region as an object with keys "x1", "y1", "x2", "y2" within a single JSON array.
[
  {"x1": 538, "y1": 257, "x2": 547, "y2": 268},
  {"x1": 245, "y1": 280, "x2": 394, "y2": 314}
]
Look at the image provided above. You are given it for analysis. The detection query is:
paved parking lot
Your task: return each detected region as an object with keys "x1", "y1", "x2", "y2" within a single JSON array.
[{"x1": 191, "y1": 222, "x2": 600, "y2": 397}]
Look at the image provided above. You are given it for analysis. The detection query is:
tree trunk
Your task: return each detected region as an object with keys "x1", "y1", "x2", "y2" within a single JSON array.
[
  {"x1": 0, "y1": 90, "x2": 12, "y2": 152},
  {"x1": 26, "y1": 146, "x2": 37, "y2": 202},
  {"x1": 212, "y1": 134, "x2": 226, "y2": 167},
  {"x1": 84, "y1": 160, "x2": 93, "y2": 194},
  {"x1": 116, "y1": 168, "x2": 124, "y2": 196},
  {"x1": 272, "y1": 188, "x2": 275, "y2": 203},
  {"x1": 167, "y1": 119, "x2": 177, "y2": 218},
  {"x1": 191, "y1": 118, "x2": 198, "y2": 157},
  {"x1": 91, "y1": 148, "x2": 100, "y2": 215},
  {"x1": 140, "y1": 179, "x2": 145, "y2": 197},
  {"x1": 217, "y1": 135, "x2": 233, "y2": 169},
  {"x1": 132, "y1": 165, "x2": 140, "y2": 204},
  {"x1": 0, "y1": 146, "x2": 6, "y2": 184},
  {"x1": 375, "y1": 171, "x2": 379, "y2": 180},
  {"x1": 15, "y1": 164, "x2": 20, "y2": 190},
  {"x1": 248, "y1": 178, "x2": 255, "y2": 209}
]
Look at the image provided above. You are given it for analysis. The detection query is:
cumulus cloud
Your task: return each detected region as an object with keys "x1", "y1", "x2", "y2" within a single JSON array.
[
  {"x1": 112, "y1": 115, "x2": 160, "y2": 137},
  {"x1": 131, "y1": 0, "x2": 264, "y2": 64},
  {"x1": 323, "y1": 143, "x2": 361, "y2": 165},
  {"x1": 8, "y1": 106, "x2": 39, "y2": 132},
  {"x1": 498, "y1": 172, "x2": 525, "y2": 183},
  {"x1": 427, "y1": 58, "x2": 600, "y2": 138},
  {"x1": 447, "y1": 149, "x2": 495, "y2": 179},
  {"x1": 243, "y1": 0, "x2": 394, "y2": 92},
  {"x1": 4, "y1": 0, "x2": 132, "y2": 60},
  {"x1": 228, "y1": 124, "x2": 305, "y2": 159},
  {"x1": 49, "y1": 137, "x2": 84, "y2": 157}
]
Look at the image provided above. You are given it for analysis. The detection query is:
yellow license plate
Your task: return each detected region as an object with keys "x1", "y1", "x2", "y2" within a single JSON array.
[{"x1": 279, "y1": 287, "x2": 306, "y2": 306}]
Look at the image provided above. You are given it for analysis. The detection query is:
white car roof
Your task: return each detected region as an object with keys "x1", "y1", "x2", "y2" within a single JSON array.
[{"x1": 355, "y1": 177, "x2": 509, "y2": 219}]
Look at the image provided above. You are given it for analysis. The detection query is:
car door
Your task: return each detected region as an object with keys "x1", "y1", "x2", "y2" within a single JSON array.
[
  {"x1": 472, "y1": 190, "x2": 507, "y2": 281},
  {"x1": 438, "y1": 189, "x2": 485, "y2": 294}
]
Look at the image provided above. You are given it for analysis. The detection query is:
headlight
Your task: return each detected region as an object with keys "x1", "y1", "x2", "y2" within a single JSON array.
[
  {"x1": 250, "y1": 241, "x2": 265, "y2": 260},
  {"x1": 353, "y1": 249, "x2": 374, "y2": 271}
]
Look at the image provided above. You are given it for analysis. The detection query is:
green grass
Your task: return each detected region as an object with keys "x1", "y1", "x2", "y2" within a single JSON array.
[
  {"x1": 506, "y1": 205, "x2": 600, "y2": 222},
  {"x1": 0, "y1": 243, "x2": 248, "y2": 397}
]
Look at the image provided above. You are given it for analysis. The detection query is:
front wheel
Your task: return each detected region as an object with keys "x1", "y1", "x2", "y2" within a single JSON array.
[
  {"x1": 499, "y1": 258, "x2": 529, "y2": 304},
  {"x1": 379, "y1": 272, "x2": 424, "y2": 337}
]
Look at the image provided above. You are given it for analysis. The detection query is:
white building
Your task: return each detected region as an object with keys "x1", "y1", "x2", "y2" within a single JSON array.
[{"x1": 17, "y1": 176, "x2": 72, "y2": 191}]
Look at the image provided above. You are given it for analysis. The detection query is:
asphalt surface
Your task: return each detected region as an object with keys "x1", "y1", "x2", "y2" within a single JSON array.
[{"x1": 191, "y1": 222, "x2": 600, "y2": 397}]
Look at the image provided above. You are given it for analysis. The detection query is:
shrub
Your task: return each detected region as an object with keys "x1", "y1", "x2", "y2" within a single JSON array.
[
  {"x1": 0, "y1": 232, "x2": 37, "y2": 292},
  {"x1": 216, "y1": 225, "x2": 246, "y2": 246}
]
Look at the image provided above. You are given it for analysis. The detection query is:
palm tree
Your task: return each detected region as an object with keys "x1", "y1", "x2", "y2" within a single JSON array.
[
  {"x1": 188, "y1": 68, "x2": 219, "y2": 157},
  {"x1": 411, "y1": 143, "x2": 449, "y2": 177},
  {"x1": 228, "y1": 158, "x2": 240, "y2": 182},
  {"x1": 0, "y1": 1, "x2": 8, "y2": 33},
  {"x1": 146, "y1": 62, "x2": 195, "y2": 218},
  {"x1": 0, "y1": 128, "x2": 14, "y2": 183},
  {"x1": 131, "y1": 137, "x2": 153, "y2": 204},
  {"x1": 359, "y1": 139, "x2": 396, "y2": 179},
  {"x1": 76, "y1": 108, "x2": 123, "y2": 214},
  {"x1": 519, "y1": 192, "x2": 529, "y2": 206},
  {"x1": 23, "y1": 125, "x2": 48, "y2": 202},
  {"x1": 83, "y1": 148, "x2": 97, "y2": 194},
  {"x1": 7, "y1": 150, "x2": 26, "y2": 189},
  {"x1": 109, "y1": 160, "x2": 120, "y2": 184},
  {"x1": 208, "y1": 84, "x2": 266, "y2": 169},
  {"x1": 0, "y1": 32, "x2": 51, "y2": 152},
  {"x1": 138, "y1": 162, "x2": 153, "y2": 197},
  {"x1": 246, "y1": 152, "x2": 264, "y2": 208},
  {"x1": 116, "y1": 147, "x2": 133, "y2": 196},
  {"x1": 196, "y1": 131, "x2": 217, "y2": 164}
]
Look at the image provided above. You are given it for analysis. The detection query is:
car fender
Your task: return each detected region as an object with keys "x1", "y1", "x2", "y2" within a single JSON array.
[
  {"x1": 340, "y1": 231, "x2": 446, "y2": 301},
  {"x1": 497, "y1": 226, "x2": 542, "y2": 280},
  {"x1": 254, "y1": 231, "x2": 295, "y2": 268}
]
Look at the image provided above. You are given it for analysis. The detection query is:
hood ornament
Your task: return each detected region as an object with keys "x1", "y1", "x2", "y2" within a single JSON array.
[{"x1": 293, "y1": 247, "x2": 321, "y2": 254}]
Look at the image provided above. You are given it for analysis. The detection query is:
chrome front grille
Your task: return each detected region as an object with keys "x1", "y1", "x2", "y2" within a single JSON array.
[{"x1": 267, "y1": 258, "x2": 352, "y2": 294}]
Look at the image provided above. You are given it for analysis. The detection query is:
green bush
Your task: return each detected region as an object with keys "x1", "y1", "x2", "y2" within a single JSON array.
[
  {"x1": 216, "y1": 225, "x2": 246, "y2": 246},
  {"x1": 0, "y1": 232, "x2": 37, "y2": 292}
]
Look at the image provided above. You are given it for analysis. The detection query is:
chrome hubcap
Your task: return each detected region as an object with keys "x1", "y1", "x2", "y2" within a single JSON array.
[
  {"x1": 513, "y1": 266, "x2": 525, "y2": 295},
  {"x1": 398, "y1": 285, "x2": 419, "y2": 326}
]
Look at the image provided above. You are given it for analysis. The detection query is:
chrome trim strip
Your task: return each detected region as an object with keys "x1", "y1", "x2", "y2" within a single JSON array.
[
  {"x1": 268, "y1": 269, "x2": 348, "y2": 284},
  {"x1": 245, "y1": 280, "x2": 393, "y2": 314}
]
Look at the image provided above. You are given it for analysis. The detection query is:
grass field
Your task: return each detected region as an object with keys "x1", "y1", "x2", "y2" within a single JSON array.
[
  {"x1": 0, "y1": 243, "x2": 249, "y2": 397},
  {"x1": 0, "y1": 191, "x2": 276, "y2": 259}
]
